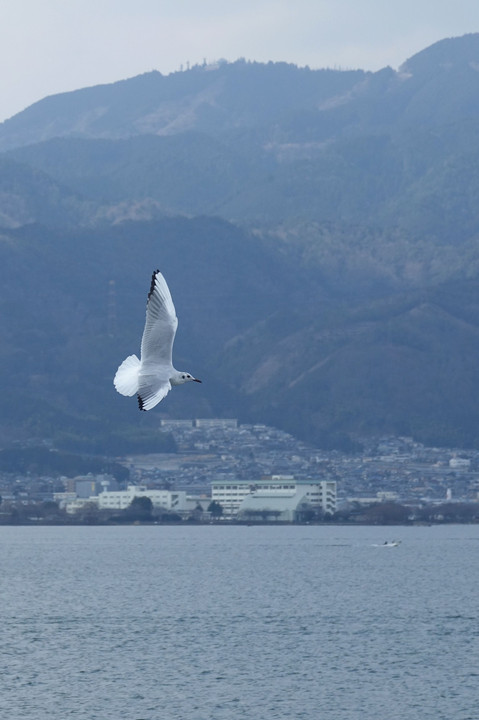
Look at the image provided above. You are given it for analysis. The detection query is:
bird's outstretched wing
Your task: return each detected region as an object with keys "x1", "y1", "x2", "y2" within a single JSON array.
[
  {"x1": 137, "y1": 371, "x2": 172, "y2": 411},
  {"x1": 140, "y1": 270, "x2": 178, "y2": 367}
]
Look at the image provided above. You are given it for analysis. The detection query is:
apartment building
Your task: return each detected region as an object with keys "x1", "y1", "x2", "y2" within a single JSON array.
[{"x1": 211, "y1": 475, "x2": 336, "y2": 518}]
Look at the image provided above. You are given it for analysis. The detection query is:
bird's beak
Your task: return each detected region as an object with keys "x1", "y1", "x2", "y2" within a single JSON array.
[{"x1": 193, "y1": 378, "x2": 202, "y2": 383}]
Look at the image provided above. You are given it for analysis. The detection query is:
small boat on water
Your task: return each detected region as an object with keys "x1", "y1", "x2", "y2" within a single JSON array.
[{"x1": 372, "y1": 540, "x2": 401, "y2": 547}]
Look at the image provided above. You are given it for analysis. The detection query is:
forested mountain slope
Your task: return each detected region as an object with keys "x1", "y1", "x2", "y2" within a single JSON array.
[{"x1": 2, "y1": 35, "x2": 479, "y2": 450}]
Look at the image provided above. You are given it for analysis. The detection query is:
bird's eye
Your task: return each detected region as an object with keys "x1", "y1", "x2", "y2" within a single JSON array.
[{"x1": 182, "y1": 375, "x2": 185, "y2": 379}]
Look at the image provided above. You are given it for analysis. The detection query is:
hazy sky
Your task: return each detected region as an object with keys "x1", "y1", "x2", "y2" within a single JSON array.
[{"x1": 1, "y1": 0, "x2": 479, "y2": 122}]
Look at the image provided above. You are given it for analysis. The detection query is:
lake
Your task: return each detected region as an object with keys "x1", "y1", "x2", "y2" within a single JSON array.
[{"x1": 1, "y1": 524, "x2": 478, "y2": 719}]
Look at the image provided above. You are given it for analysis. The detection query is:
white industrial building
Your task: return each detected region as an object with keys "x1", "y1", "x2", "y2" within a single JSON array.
[
  {"x1": 194, "y1": 418, "x2": 238, "y2": 429},
  {"x1": 211, "y1": 476, "x2": 336, "y2": 520},
  {"x1": 449, "y1": 457, "x2": 471, "y2": 469},
  {"x1": 65, "y1": 485, "x2": 205, "y2": 515},
  {"x1": 345, "y1": 491, "x2": 399, "y2": 506},
  {"x1": 159, "y1": 418, "x2": 238, "y2": 430},
  {"x1": 96, "y1": 485, "x2": 187, "y2": 511},
  {"x1": 237, "y1": 490, "x2": 311, "y2": 522},
  {"x1": 159, "y1": 419, "x2": 194, "y2": 429}
]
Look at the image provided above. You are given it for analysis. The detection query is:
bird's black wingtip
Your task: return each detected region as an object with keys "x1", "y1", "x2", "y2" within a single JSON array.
[
  {"x1": 137, "y1": 393, "x2": 146, "y2": 411},
  {"x1": 147, "y1": 269, "x2": 161, "y2": 299}
]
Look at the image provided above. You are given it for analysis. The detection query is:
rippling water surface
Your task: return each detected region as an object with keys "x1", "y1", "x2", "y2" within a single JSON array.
[{"x1": 1, "y1": 524, "x2": 478, "y2": 719}]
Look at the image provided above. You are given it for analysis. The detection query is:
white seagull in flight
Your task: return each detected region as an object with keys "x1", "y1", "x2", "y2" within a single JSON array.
[{"x1": 114, "y1": 269, "x2": 201, "y2": 411}]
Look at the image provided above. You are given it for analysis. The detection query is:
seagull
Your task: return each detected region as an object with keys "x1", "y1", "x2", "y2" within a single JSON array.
[{"x1": 114, "y1": 269, "x2": 201, "y2": 411}]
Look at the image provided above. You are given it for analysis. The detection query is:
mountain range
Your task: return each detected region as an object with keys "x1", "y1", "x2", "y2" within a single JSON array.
[{"x1": 2, "y1": 34, "x2": 479, "y2": 451}]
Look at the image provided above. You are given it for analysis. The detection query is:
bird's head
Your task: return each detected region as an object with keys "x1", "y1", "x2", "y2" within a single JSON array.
[{"x1": 172, "y1": 371, "x2": 202, "y2": 386}]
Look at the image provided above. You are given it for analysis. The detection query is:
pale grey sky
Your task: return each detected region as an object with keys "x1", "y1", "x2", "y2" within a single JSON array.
[{"x1": 1, "y1": 0, "x2": 479, "y2": 122}]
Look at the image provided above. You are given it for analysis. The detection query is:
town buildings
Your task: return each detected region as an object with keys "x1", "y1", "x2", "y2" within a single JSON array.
[
  {"x1": 2, "y1": 419, "x2": 479, "y2": 522},
  {"x1": 63, "y1": 476, "x2": 336, "y2": 521}
]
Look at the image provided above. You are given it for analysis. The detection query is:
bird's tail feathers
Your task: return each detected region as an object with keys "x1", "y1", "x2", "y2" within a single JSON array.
[{"x1": 113, "y1": 354, "x2": 141, "y2": 396}]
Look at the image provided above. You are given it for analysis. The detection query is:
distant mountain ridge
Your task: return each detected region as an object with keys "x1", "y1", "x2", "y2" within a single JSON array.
[
  {"x1": 0, "y1": 61, "x2": 365, "y2": 149},
  {"x1": 3, "y1": 35, "x2": 479, "y2": 234},
  {"x1": 2, "y1": 34, "x2": 479, "y2": 151}
]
